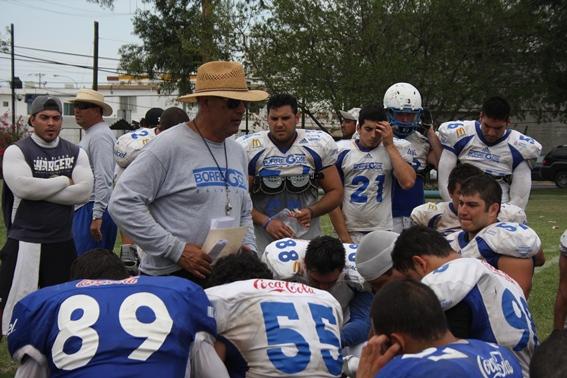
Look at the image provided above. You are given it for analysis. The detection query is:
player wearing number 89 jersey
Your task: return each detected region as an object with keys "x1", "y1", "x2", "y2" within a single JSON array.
[{"x1": 7, "y1": 275, "x2": 216, "y2": 377}]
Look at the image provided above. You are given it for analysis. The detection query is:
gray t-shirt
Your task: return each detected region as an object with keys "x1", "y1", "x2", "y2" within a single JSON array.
[
  {"x1": 109, "y1": 123, "x2": 256, "y2": 275},
  {"x1": 78, "y1": 121, "x2": 116, "y2": 218}
]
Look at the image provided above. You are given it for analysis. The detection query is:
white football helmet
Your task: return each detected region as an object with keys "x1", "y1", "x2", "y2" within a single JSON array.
[{"x1": 383, "y1": 82, "x2": 423, "y2": 138}]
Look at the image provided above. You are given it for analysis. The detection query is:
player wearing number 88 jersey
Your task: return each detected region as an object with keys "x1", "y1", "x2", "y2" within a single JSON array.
[
  {"x1": 7, "y1": 275, "x2": 216, "y2": 377},
  {"x1": 262, "y1": 238, "x2": 365, "y2": 288}
]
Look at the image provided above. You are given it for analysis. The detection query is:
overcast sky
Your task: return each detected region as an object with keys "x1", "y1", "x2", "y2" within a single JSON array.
[{"x1": 0, "y1": 0, "x2": 145, "y2": 89}]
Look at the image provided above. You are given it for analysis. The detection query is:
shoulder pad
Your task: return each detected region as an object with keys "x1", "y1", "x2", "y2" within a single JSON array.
[
  {"x1": 508, "y1": 131, "x2": 542, "y2": 161},
  {"x1": 300, "y1": 130, "x2": 338, "y2": 165},
  {"x1": 262, "y1": 238, "x2": 309, "y2": 280},
  {"x1": 235, "y1": 131, "x2": 267, "y2": 153},
  {"x1": 498, "y1": 203, "x2": 527, "y2": 224},
  {"x1": 466, "y1": 222, "x2": 541, "y2": 259},
  {"x1": 114, "y1": 128, "x2": 157, "y2": 168},
  {"x1": 343, "y1": 243, "x2": 366, "y2": 287},
  {"x1": 422, "y1": 259, "x2": 484, "y2": 310},
  {"x1": 393, "y1": 137, "x2": 415, "y2": 163},
  {"x1": 437, "y1": 120, "x2": 475, "y2": 150},
  {"x1": 411, "y1": 202, "x2": 442, "y2": 227}
]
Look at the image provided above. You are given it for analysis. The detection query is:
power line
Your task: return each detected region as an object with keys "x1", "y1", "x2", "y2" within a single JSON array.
[
  {"x1": 14, "y1": 45, "x2": 121, "y2": 61},
  {"x1": 4, "y1": 0, "x2": 134, "y2": 18},
  {"x1": 0, "y1": 52, "x2": 122, "y2": 74}
]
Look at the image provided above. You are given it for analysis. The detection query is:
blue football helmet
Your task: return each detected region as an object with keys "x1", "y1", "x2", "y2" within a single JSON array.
[{"x1": 383, "y1": 82, "x2": 422, "y2": 138}]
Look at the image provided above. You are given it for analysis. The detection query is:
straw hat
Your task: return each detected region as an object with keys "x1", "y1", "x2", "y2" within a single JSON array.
[
  {"x1": 68, "y1": 89, "x2": 113, "y2": 116},
  {"x1": 178, "y1": 61, "x2": 268, "y2": 103}
]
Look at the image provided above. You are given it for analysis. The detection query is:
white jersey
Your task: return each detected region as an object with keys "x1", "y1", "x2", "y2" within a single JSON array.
[
  {"x1": 422, "y1": 258, "x2": 538, "y2": 376},
  {"x1": 336, "y1": 139, "x2": 413, "y2": 231},
  {"x1": 438, "y1": 120, "x2": 541, "y2": 202},
  {"x1": 448, "y1": 222, "x2": 540, "y2": 269},
  {"x1": 411, "y1": 201, "x2": 460, "y2": 236},
  {"x1": 262, "y1": 238, "x2": 365, "y2": 289},
  {"x1": 412, "y1": 202, "x2": 527, "y2": 237},
  {"x1": 335, "y1": 139, "x2": 353, "y2": 151},
  {"x1": 206, "y1": 279, "x2": 343, "y2": 377},
  {"x1": 237, "y1": 130, "x2": 338, "y2": 252},
  {"x1": 114, "y1": 127, "x2": 158, "y2": 168},
  {"x1": 561, "y1": 230, "x2": 567, "y2": 256},
  {"x1": 404, "y1": 131, "x2": 431, "y2": 173}
]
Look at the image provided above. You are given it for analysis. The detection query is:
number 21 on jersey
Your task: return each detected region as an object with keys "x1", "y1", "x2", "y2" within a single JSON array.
[{"x1": 350, "y1": 175, "x2": 385, "y2": 203}]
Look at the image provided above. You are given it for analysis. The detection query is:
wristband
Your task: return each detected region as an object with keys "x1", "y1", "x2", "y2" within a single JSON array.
[{"x1": 262, "y1": 217, "x2": 272, "y2": 229}]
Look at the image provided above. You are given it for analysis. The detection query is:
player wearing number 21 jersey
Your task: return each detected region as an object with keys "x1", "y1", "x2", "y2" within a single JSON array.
[
  {"x1": 331, "y1": 105, "x2": 415, "y2": 243},
  {"x1": 205, "y1": 279, "x2": 344, "y2": 377},
  {"x1": 7, "y1": 276, "x2": 216, "y2": 377}
]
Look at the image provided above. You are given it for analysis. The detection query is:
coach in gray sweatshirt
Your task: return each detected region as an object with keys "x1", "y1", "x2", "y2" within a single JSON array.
[{"x1": 109, "y1": 61, "x2": 268, "y2": 281}]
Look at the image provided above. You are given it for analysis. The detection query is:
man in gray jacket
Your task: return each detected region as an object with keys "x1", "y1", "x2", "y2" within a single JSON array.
[{"x1": 110, "y1": 61, "x2": 267, "y2": 283}]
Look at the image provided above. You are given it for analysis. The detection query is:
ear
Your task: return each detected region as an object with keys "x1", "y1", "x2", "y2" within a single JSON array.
[
  {"x1": 389, "y1": 332, "x2": 405, "y2": 355},
  {"x1": 488, "y1": 202, "x2": 500, "y2": 219},
  {"x1": 411, "y1": 255, "x2": 428, "y2": 277},
  {"x1": 294, "y1": 112, "x2": 301, "y2": 124}
]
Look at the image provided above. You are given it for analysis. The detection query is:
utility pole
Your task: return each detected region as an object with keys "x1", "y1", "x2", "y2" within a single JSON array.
[
  {"x1": 10, "y1": 23, "x2": 15, "y2": 132},
  {"x1": 93, "y1": 21, "x2": 99, "y2": 90}
]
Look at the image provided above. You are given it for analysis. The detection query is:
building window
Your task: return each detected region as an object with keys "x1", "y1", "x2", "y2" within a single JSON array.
[
  {"x1": 63, "y1": 103, "x2": 74, "y2": 116},
  {"x1": 2, "y1": 101, "x2": 8, "y2": 107}
]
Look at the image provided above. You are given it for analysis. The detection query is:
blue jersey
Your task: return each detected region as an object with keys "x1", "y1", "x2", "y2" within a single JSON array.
[
  {"x1": 377, "y1": 339, "x2": 522, "y2": 378},
  {"x1": 7, "y1": 276, "x2": 216, "y2": 378}
]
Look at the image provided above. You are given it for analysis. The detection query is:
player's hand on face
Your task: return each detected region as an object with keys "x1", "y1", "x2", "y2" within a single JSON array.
[
  {"x1": 178, "y1": 243, "x2": 212, "y2": 279},
  {"x1": 357, "y1": 334, "x2": 401, "y2": 378},
  {"x1": 377, "y1": 122, "x2": 394, "y2": 146},
  {"x1": 292, "y1": 208, "x2": 312, "y2": 228},
  {"x1": 266, "y1": 219, "x2": 295, "y2": 239},
  {"x1": 90, "y1": 218, "x2": 103, "y2": 241}
]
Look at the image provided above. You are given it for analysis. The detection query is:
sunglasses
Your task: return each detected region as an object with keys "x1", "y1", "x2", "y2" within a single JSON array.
[
  {"x1": 74, "y1": 102, "x2": 99, "y2": 110},
  {"x1": 224, "y1": 98, "x2": 247, "y2": 109}
]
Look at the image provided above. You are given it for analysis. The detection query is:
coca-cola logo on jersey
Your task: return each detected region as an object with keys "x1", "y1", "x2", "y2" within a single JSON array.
[
  {"x1": 253, "y1": 279, "x2": 315, "y2": 294},
  {"x1": 76, "y1": 277, "x2": 139, "y2": 287}
]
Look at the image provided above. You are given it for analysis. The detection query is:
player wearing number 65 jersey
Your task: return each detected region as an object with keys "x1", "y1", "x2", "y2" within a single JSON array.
[
  {"x1": 329, "y1": 105, "x2": 416, "y2": 243},
  {"x1": 392, "y1": 226, "x2": 538, "y2": 377},
  {"x1": 194, "y1": 252, "x2": 344, "y2": 377},
  {"x1": 7, "y1": 249, "x2": 216, "y2": 377}
]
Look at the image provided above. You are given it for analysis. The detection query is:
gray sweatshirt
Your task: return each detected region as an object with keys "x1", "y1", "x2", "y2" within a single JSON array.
[
  {"x1": 78, "y1": 121, "x2": 116, "y2": 218},
  {"x1": 109, "y1": 123, "x2": 256, "y2": 275}
]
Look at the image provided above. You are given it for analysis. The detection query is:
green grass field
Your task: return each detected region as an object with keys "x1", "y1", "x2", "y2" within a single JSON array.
[{"x1": 0, "y1": 188, "x2": 565, "y2": 376}]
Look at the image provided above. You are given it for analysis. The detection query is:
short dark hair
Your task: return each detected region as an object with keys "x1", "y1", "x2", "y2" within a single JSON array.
[
  {"x1": 358, "y1": 104, "x2": 387, "y2": 126},
  {"x1": 530, "y1": 329, "x2": 567, "y2": 378},
  {"x1": 267, "y1": 93, "x2": 298, "y2": 114},
  {"x1": 392, "y1": 226, "x2": 453, "y2": 272},
  {"x1": 206, "y1": 251, "x2": 273, "y2": 288},
  {"x1": 70, "y1": 248, "x2": 129, "y2": 280},
  {"x1": 482, "y1": 96, "x2": 510, "y2": 120},
  {"x1": 304, "y1": 236, "x2": 346, "y2": 274},
  {"x1": 459, "y1": 174, "x2": 502, "y2": 210},
  {"x1": 372, "y1": 279, "x2": 448, "y2": 341},
  {"x1": 159, "y1": 107, "x2": 189, "y2": 131},
  {"x1": 447, "y1": 163, "x2": 484, "y2": 195}
]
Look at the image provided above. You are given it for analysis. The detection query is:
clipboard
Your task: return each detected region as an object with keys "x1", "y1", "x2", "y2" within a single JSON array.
[{"x1": 202, "y1": 217, "x2": 247, "y2": 261}]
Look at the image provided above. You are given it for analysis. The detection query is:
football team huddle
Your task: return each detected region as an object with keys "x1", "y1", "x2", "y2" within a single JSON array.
[{"x1": 2, "y1": 60, "x2": 566, "y2": 378}]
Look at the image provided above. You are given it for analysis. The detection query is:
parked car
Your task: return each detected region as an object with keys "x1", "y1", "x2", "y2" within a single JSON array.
[{"x1": 533, "y1": 145, "x2": 567, "y2": 188}]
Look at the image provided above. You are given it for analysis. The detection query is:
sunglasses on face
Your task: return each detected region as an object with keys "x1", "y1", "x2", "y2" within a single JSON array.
[
  {"x1": 224, "y1": 98, "x2": 247, "y2": 109},
  {"x1": 74, "y1": 102, "x2": 99, "y2": 110}
]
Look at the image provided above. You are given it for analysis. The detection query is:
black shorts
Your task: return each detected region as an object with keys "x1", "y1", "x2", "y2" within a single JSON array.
[{"x1": 0, "y1": 238, "x2": 77, "y2": 310}]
